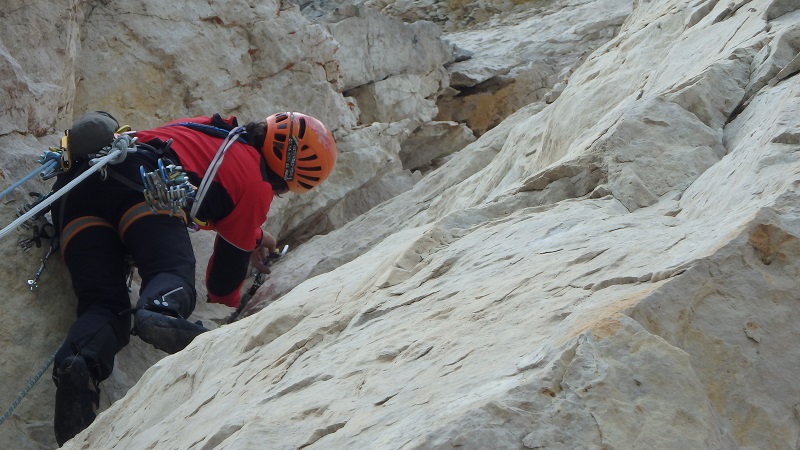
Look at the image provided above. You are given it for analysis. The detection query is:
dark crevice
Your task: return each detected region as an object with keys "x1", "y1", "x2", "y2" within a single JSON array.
[{"x1": 449, "y1": 75, "x2": 516, "y2": 98}]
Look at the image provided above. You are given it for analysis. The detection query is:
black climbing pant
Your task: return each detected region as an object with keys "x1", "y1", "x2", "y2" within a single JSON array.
[{"x1": 51, "y1": 152, "x2": 196, "y2": 382}]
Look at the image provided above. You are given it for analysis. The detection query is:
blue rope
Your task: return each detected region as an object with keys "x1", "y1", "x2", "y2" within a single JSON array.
[{"x1": 0, "y1": 159, "x2": 59, "y2": 203}]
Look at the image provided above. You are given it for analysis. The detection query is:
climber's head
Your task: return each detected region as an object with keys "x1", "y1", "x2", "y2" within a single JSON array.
[{"x1": 251, "y1": 112, "x2": 337, "y2": 194}]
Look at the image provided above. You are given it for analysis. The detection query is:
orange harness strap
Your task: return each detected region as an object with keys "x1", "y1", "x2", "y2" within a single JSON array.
[
  {"x1": 60, "y1": 216, "x2": 115, "y2": 257},
  {"x1": 118, "y1": 202, "x2": 187, "y2": 239}
]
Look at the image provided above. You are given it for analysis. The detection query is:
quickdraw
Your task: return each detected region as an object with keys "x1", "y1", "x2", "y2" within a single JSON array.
[
  {"x1": 140, "y1": 159, "x2": 196, "y2": 216},
  {"x1": 138, "y1": 125, "x2": 245, "y2": 227},
  {"x1": 248, "y1": 245, "x2": 288, "y2": 295},
  {"x1": 16, "y1": 201, "x2": 59, "y2": 290},
  {"x1": 27, "y1": 237, "x2": 58, "y2": 291}
]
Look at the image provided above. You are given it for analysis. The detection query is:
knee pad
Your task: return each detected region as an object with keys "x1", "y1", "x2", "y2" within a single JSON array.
[{"x1": 137, "y1": 272, "x2": 196, "y2": 319}]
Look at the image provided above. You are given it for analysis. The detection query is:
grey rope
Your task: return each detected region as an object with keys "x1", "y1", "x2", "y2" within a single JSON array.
[
  {"x1": 190, "y1": 126, "x2": 245, "y2": 219},
  {"x1": 0, "y1": 148, "x2": 122, "y2": 241},
  {"x1": 0, "y1": 348, "x2": 57, "y2": 427}
]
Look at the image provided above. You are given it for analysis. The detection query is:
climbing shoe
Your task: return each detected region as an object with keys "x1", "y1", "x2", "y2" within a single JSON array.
[
  {"x1": 54, "y1": 355, "x2": 99, "y2": 446},
  {"x1": 133, "y1": 309, "x2": 209, "y2": 354}
]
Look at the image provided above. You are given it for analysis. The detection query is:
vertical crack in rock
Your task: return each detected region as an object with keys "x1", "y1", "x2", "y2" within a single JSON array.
[
  {"x1": 374, "y1": 392, "x2": 399, "y2": 406},
  {"x1": 264, "y1": 372, "x2": 336, "y2": 403},
  {"x1": 491, "y1": 276, "x2": 534, "y2": 305},
  {"x1": 518, "y1": 160, "x2": 606, "y2": 194},
  {"x1": 240, "y1": 313, "x2": 305, "y2": 353},
  {"x1": 377, "y1": 224, "x2": 462, "y2": 289}
]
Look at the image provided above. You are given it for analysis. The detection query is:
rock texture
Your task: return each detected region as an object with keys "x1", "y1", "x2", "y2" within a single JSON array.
[
  {"x1": 436, "y1": 0, "x2": 632, "y2": 136},
  {"x1": 1, "y1": 0, "x2": 800, "y2": 449}
]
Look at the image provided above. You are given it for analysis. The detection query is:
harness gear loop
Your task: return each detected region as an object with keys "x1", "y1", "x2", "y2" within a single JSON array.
[{"x1": 139, "y1": 159, "x2": 195, "y2": 216}]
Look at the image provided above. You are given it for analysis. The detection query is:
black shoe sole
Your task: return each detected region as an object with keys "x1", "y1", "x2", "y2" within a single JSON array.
[
  {"x1": 54, "y1": 356, "x2": 97, "y2": 446},
  {"x1": 134, "y1": 309, "x2": 209, "y2": 354}
]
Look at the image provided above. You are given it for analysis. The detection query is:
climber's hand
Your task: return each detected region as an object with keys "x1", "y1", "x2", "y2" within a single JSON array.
[{"x1": 250, "y1": 231, "x2": 277, "y2": 274}]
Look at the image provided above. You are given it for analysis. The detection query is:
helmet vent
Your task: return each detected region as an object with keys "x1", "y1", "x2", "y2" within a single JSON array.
[
  {"x1": 297, "y1": 118, "x2": 307, "y2": 138},
  {"x1": 272, "y1": 133, "x2": 287, "y2": 160},
  {"x1": 298, "y1": 181, "x2": 314, "y2": 190},
  {"x1": 298, "y1": 173, "x2": 321, "y2": 184},
  {"x1": 299, "y1": 154, "x2": 318, "y2": 161}
]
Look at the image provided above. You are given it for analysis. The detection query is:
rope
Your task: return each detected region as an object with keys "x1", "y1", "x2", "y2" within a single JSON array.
[
  {"x1": 190, "y1": 126, "x2": 245, "y2": 219},
  {"x1": 0, "y1": 159, "x2": 59, "y2": 204},
  {"x1": 0, "y1": 348, "x2": 57, "y2": 427},
  {"x1": 0, "y1": 149, "x2": 122, "y2": 241}
]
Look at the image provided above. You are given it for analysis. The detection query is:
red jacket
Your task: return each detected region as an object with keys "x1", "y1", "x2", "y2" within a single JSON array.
[{"x1": 136, "y1": 115, "x2": 274, "y2": 307}]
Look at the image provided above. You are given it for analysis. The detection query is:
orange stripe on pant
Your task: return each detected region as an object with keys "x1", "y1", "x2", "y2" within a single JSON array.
[
  {"x1": 60, "y1": 216, "x2": 115, "y2": 257},
  {"x1": 117, "y1": 202, "x2": 187, "y2": 239}
]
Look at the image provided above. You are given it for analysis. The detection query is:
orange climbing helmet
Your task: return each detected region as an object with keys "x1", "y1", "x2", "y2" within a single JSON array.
[{"x1": 263, "y1": 112, "x2": 337, "y2": 193}]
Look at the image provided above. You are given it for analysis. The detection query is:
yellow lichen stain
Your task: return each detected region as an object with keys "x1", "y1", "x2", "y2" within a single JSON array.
[
  {"x1": 578, "y1": 288, "x2": 654, "y2": 339},
  {"x1": 748, "y1": 223, "x2": 794, "y2": 265},
  {"x1": 590, "y1": 317, "x2": 624, "y2": 339}
]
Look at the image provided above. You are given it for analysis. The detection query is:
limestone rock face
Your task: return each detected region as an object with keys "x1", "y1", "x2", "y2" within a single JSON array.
[
  {"x1": 365, "y1": 0, "x2": 543, "y2": 32},
  {"x1": 0, "y1": 0, "x2": 81, "y2": 136},
  {"x1": 2, "y1": 0, "x2": 800, "y2": 449},
  {"x1": 399, "y1": 121, "x2": 476, "y2": 173},
  {"x1": 324, "y1": 5, "x2": 455, "y2": 93},
  {"x1": 324, "y1": 5, "x2": 455, "y2": 129},
  {"x1": 437, "y1": 0, "x2": 632, "y2": 135},
  {"x1": 74, "y1": 0, "x2": 355, "y2": 132}
]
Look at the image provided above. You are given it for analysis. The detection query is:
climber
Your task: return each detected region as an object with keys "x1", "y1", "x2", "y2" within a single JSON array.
[{"x1": 50, "y1": 111, "x2": 337, "y2": 446}]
